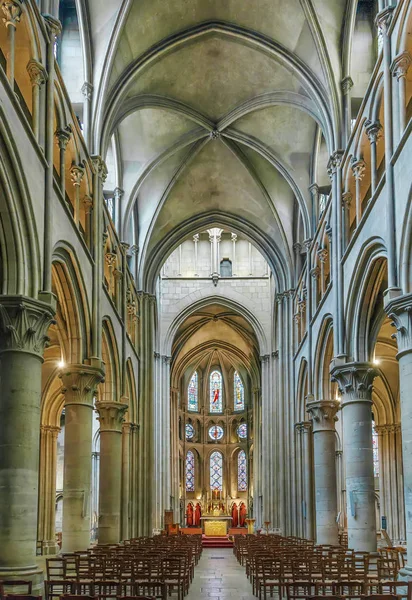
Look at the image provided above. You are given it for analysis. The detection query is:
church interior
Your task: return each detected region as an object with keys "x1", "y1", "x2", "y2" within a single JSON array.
[{"x1": 1, "y1": 0, "x2": 412, "y2": 597}]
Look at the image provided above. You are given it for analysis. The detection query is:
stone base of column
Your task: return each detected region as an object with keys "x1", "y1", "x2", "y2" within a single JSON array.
[
  {"x1": 0, "y1": 566, "x2": 44, "y2": 595},
  {"x1": 41, "y1": 540, "x2": 59, "y2": 555}
]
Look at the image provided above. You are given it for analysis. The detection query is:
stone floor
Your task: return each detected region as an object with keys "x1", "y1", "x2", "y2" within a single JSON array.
[{"x1": 186, "y1": 547, "x2": 256, "y2": 600}]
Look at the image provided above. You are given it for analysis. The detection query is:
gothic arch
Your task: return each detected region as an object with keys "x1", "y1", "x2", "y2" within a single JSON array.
[
  {"x1": 313, "y1": 315, "x2": 334, "y2": 401},
  {"x1": 100, "y1": 318, "x2": 121, "y2": 403}
]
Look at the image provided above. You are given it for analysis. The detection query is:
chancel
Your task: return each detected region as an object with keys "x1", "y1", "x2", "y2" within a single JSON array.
[{"x1": 1, "y1": 0, "x2": 412, "y2": 596}]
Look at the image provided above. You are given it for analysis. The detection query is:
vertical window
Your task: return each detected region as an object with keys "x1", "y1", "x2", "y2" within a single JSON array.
[
  {"x1": 234, "y1": 371, "x2": 245, "y2": 411},
  {"x1": 186, "y1": 450, "x2": 195, "y2": 492},
  {"x1": 238, "y1": 450, "x2": 247, "y2": 491},
  {"x1": 372, "y1": 420, "x2": 379, "y2": 477},
  {"x1": 210, "y1": 370, "x2": 223, "y2": 413},
  {"x1": 188, "y1": 371, "x2": 198, "y2": 411},
  {"x1": 210, "y1": 451, "x2": 223, "y2": 491}
]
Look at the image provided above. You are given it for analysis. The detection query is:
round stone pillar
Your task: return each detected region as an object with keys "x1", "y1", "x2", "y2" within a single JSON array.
[
  {"x1": 95, "y1": 401, "x2": 128, "y2": 544},
  {"x1": 331, "y1": 363, "x2": 377, "y2": 552},
  {"x1": 60, "y1": 364, "x2": 104, "y2": 552},
  {"x1": 0, "y1": 295, "x2": 55, "y2": 583},
  {"x1": 385, "y1": 294, "x2": 412, "y2": 577},
  {"x1": 307, "y1": 399, "x2": 339, "y2": 545}
]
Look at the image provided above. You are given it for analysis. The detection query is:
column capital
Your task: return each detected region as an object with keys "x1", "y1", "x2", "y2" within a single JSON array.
[
  {"x1": 365, "y1": 119, "x2": 383, "y2": 144},
  {"x1": 91, "y1": 155, "x2": 108, "y2": 183},
  {"x1": 375, "y1": 6, "x2": 394, "y2": 34},
  {"x1": 81, "y1": 81, "x2": 93, "y2": 100},
  {"x1": 0, "y1": 294, "x2": 56, "y2": 357},
  {"x1": 327, "y1": 150, "x2": 344, "y2": 178},
  {"x1": 295, "y1": 421, "x2": 311, "y2": 434},
  {"x1": 83, "y1": 195, "x2": 93, "y2": 214},
  {"x1": 330, "y1": 362, "x2": 378, "y2": 403},
  {"x1": 392, "y1": 51, "x2": 412, "y2": 81},
  {"x1": 385, "y1": 293, "x2": 412, "y2": 357},
  {"x1": 341, "y1": 76, "x2": 354, "y2": 95},
  {"x1": 2, "y1": 0, "x2": 21, "y2": 28},
  {"x1": 113, "y1": 187, "x2": 124, "y2": 201},
  {"x1": 43, "y1": 14, "x2": 61, "y2": 37},
  {"x1": 27, "y1": 58, "x2": 48, "y2": 87},
  {"x1": 351, "y1": 157, "x2": 366, "y2": 181},
  {"x1": 70, "y1": 162, "x2": 85, "y2": 187},
  {"x1": 55, "y1": 126, "x2": 72, "y2": 151},
  {"x1": 41, "y1": 424, "x2": 60, "y2": 438},
  {"x1": 317, "y1": 247, "x2": 328, "y2": 263},
  {"x1": 105, "y1": 252, "x2": 117, "y2": 269},
  {"x1": 342, "y1": 190, "x2": 352, "y2": 209},
  {"x1": 230, "y1": 232, "x2": 237, "y2": 242},
  {"x1": 95, "y1": 401, "x2": 128, "y2": 433},
  {"x1": 306, "y1": 399, "x2": 339, "y2": 432},
  {"x1": 60, "y1": 364, "x2": 105, "y2": 407},
  {"x1": 310, "y1": 265, "x2": 320, "y2": 280}
]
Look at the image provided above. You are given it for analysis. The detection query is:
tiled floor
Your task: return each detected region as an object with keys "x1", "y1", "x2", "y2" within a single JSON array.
[{"x1": 186, "y1": 547, "x2": 256, "y2": 599}]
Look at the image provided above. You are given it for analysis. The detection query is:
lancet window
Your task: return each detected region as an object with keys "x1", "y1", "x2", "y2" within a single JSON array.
[
  {"x1": 210, "y1": 370, "x2": 223, "y2": 413},
  {"x1": 188, "y1": 371, "x2": 198, "y2": 412},
  {"x1": 210, "y1": 451, "x2": 223, "y2": 491},
  {"x1": 186, "y1": 450, "x2": 195, "y2": 491},
  {"x1": 234, "y1": 371, "x2": 245, "y2": 411},
  {"x1": 238, "y1": 450, "x2": 247, "y2": 491},
  {"x1": 372, "y1": 420, "x2": 379, "y2": 477}
]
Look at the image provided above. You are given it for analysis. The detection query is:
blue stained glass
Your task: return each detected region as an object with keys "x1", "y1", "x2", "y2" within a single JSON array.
[
  {"x1": 186, "y1": 424, "x2": 195, "y2": 440},
  {"x1": 210, "y1": 451, "x2": 223, "y2": 491},
  {"x1": 186, "y1": 450, "x2": 195, "y2": 491},
  {"x1": 209, "y1": 425, "x2": 224, "y2": 440},
  {"x1": 188, "y1": 372, "x2": 198, "y2": 411},
  {"x1": 372, "y1": 420, "x2": 379, "y2": 477},
  {"x1": 238, "y1": 450, "x2": 247, "y2": 491},
  {"x1": 234, "y1": 371, "x2": 245, "y2": 411},
  {"x1": 210, "y1": 371, "x2": 223, "y2": 413},
  {"x1": 237, "y1": 423, "x2": 247, "y2": 439}
]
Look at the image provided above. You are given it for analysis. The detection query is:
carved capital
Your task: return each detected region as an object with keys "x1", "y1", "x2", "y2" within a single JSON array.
[
  {"x1": 83, "y1": 195, "x2": 93, "y2": 214},
  {"x1": 2, "y1": 0, "x2": 21, "y2": 28},
  {"x1": 60, "y1": 364, "x2": 105, "y2": 407},
  {"x1": 81, "y1": 81, "x2": 93, "y2": 101},
  {"x1": 330, "y1": 362, "x2": 378, "y2": 404},
  {"x1": 260, "y1": 354, "x2": 270, "y2": 364},
  {"x1": 43, "y1": 14, "x2": 61, "y2": 37},
  {"x1": 55, "y1": 126, "x2": 72, "y2": 151},
  {"x1": 70, "y1": 163, "x2": 85, "y2": 187},
  {"x1": 385, "y1": 293, "x2": 412, "y2": 357},
  {"x1": 327, "y1": 150, "x2": 344, "y2": 179},
  {"x1": 95, "y1": 400, "x2": 128, "y2": 433},
  {"x1": 317, "y1": 248, "x2": 328, "y2": 263},
  {"x1": 375, "y1": 6, "x2": 394, "y2": 35},
  {"x1": 306, "y1": 399, "x2": 339, "y2": 432},
  {"x1": 295, "y1": 421, "x2": 311, "y2": 434},
  {"x1": 113, "y1": 268, "x2": 123, "y2": 281},
  {"x1": 230, "y1": 232, "x2": 237, "y2": 242},
  {"x1": 41, "y1": 424, "x2": 60, "y2": 439},
  {"x1": 27, "y1": 59, "x2": 48, "y2": 87},
  {"x1": 105, "y1": 252, "x2": 117, "y2": 269},
  {"x1": 351, "y1": 157, "x2": 366, "y2": 181},
  {"x1": 341, "y1": 76, "x2": 354, "y2": 95},
  {"x1": 303, "y1": 238, "x2": 312, "y2": 253},
  {"x1": 310, "y1": 266, "x2": 320, "y2": 280},
  {"x1": 91, "y1": 155, "x2": 108, "y2": 183},
  {"x1": 0, "y1": 295, "x2": 56, "y2": 357},
  {"x1": 365, "y1": 120, "x2": 383, "y2": 144},
  {"x1": 113, "y1": 187, "x2": 124, "y2": 202},
  {"x1": 392, "y1": 51, "x2": 412, "y2": 81},
  {"x1": 342, "y1": 191, "x2": 352, "y2": 209}
]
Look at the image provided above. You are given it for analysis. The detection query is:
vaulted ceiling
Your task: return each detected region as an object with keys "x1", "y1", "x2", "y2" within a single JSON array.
[{"x1": 81, "y1": 1, "x2": 351, "y2": 290}]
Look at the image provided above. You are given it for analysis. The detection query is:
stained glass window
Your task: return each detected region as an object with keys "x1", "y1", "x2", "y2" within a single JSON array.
[
  {"x1": 188, "y1": 372, "x2": 198, "y2": 411},
  {"x1": 186, "y1": 450, "x2": 195, "y2": 491},
  {"x1": 210, "y1": 451, "x2": 223, "y2": 491},
  {"x1": 237, "y1": 423, "x2": 247, "y2": 439},
  {"x1": 238, "y1": 450, "x2": 247, "y2": 491},
  {"x1": 234, "y1": 371, "x2": 245, "y2": 411},
  {"x1": 209, "y1": 425, "x2": 224, "y2": 440},
  {"x1": 372, "y1": 420, "x2": 379, "y2": 477},
  {"x1": 186, "y1": 424, "x2": 194, "y2": 440},
  {"x1": 210, "y1": 370, "x2": 223, "y2": 413}
]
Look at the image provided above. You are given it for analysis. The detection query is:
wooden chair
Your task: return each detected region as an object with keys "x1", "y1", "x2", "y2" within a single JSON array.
[
  {"x1": 160, "y1": 557, "x2": 185, "y2": 600},
  {"x1": 46, "y1": 559, "x2": 65, "y2": 580},
  {"x1": 44, "y1": 580, "x2": 75, "y2": 600},
  {"x1": 60, "y1": 596, "x2": 97, "y2": 600},
  {"x1": 0, "y1": 582, "x2": 33, "y2": 596},
  {"x1": 1, "y1": 596, "x2": 41, "y2": 600},
  {"x1": 285, "y1": 581, "x2": 316, "y2": 600},
  {"x1": 116, "y1": 597, "x2": 155, "y2": 600}
]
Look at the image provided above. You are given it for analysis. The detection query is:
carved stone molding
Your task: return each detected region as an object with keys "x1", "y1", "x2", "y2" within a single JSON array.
[
  {"x1": 365, "y1": 120, "x2": 383, "y2": 144},
  {"x1": 27, "y1": 58, "x2": 48, "y2": 87},
  {"x1": 0, "y1": 295, "x2": 56, "y2": 357},
  {"x1": 2, "y1": 0, "x2": 21, "y2": 28},
  {"x1": 60, "y1": 364, "x2": 105, "y2": 407},
  {"x1": 385, "y1": 293, "x2": 412, "y2": 357},
  {"x1": 306, "y1": 399, "x2": 339, "y2": 432},
  {"x1": 95, "y1": 401, "x2": 128, "y2": 433},
  {"x1": 330, "y1": 362, "x2": 378, "y2": 403},
  {"x1": 55, "y1": 126, "x2": 72, "y2": 151},
  {"x1": 374, "y1": 423, "x2": 401, "y2": 436},
  {"x1": 351, "y1": 158, "x2": 366, "y2": 181},
  {"x1": 392, "y1": 51, "x2": 412, "y2": 81}
]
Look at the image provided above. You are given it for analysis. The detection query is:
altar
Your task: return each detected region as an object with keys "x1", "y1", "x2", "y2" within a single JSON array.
[{"x1": 200, "y1": 516, "x2": 232, "y2": 537}]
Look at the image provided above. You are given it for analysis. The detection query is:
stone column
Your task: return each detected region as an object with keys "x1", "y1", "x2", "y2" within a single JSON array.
[
  {"x1": 37, "y1": 424, "x2": 60, "y2": 555},
  {"x1": 27, "y1": 59, "x2": 47, "y2": 141},
  {"x1": 0, "y1": 295, "x2": 55, "y2": 585},
  {"x1": 392, "y1": 52, "x2": 411, "y2": 136},
  {"x1": 81, "y1": 81, "x2": 93, "y2": 149},
  {"x1": 307, "y1": 400, "x2": 339, "y2": 545},
  {"x1": 95, "y1": 401, "x2": 128, "y2": 544},
  {"x1": 60, "y1": 364, "x2": 104, "y2": 552},
  {"x1": 309, "y1": 183, "x2": 319, "y2": 230},
  {"x1": 55, "y1": 127, "x2": 71, "y2": 200},
  {"x1": 121, "y1": 422, "x2": 132, "y2": 541},
  {"x1": 385, "y1": 294, "x2": 412, "y2": 574},
  {"x1": 193, "y1": 234, "x2": 199, "y2": 276},
  {"x1": 351, "y1": 158, "x2": 366, "y2": 227},
  {"x1": 342, "y1": 191, "x2": 352, "y2": 249},
  {"x1": 365, "y1": 121, "x2": 382, "y2": 197},
  {"x1": 231, "y1": 233, "x2": 237, "y2": 276},
  {"x1": 341, "y1": 76, "x2": 354, "y2": 144},
  {"x1": 83, "y1": 195, "x2": 93, "y2": 249},
  {"x1": 295, "y1": 422, "x2": 314, "y2": 540},
  {"x1": 113, "y1": 187, "x2": 124, "y2": 233},
  {"x1": 317, "y1": 248, "x2": 328, "y2": 296},
  {"x1": 2, "y1": 0, "x2": 22, "y2": 84},
  {"x1": 70, "y1": 163, "x2": 85, "y2": 226},
  {"x1": 91, "y1": 156, "x2": 107, "y2": 359},
  {"x1": 331, "y1": 363, "x2": 378, "y2": 551}
]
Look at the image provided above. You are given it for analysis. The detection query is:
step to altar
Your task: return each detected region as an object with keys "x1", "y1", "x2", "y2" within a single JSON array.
[{"x1": 202, "y1": 535, "x2": 234, "y2": 548}]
